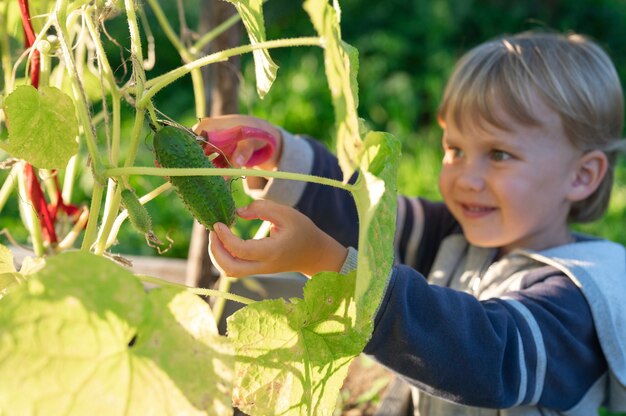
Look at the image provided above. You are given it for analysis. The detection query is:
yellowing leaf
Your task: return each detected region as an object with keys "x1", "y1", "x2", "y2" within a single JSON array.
[
  {"x1": 0, "y1": 251, "x2": 233, "y2": 415},
  {"x1": 304, "y1": 0, "x2": 362, "y2": 181},
  {"x1": 228, "y1": 271, "x2": 366, "y2": 416},
  {"x1": 0, "y1": 244, "x2": 16, "y2": 274},
  {"x1": 2, "y1": 85, "x2": 78, "y2": 169},
  {"x1": 351, "y1": 131, "x2": 400, "y2": 330},
  {"x1": 225, "y1": 0, "x2": 278, "y2": 98},
  {"x1": 0, "y1": 245, "x2": 19, "y2": 299}
]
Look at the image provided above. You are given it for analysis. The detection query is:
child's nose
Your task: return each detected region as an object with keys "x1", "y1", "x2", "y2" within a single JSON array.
[{"x1": 456, "y1": 163, "x2": 486, "y2": 192}]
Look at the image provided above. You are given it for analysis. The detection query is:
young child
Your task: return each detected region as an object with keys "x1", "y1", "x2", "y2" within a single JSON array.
[{"x1": 196, "y1": 31, "x2": 626, "y2": 415}]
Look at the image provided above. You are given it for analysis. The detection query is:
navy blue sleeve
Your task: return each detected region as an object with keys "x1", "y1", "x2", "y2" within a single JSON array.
[
  {"x1": 364, "y1": 265, "x2": 606, "y2": 409},
  {"x1": 294, "y1": 138, "x2": 359, "y2": 248},
  {"x1": 395, "y1": 197, "x2": 460, "y2": 274}
]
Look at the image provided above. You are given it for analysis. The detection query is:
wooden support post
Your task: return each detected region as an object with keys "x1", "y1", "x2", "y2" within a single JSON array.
[{"x1": 186, "y1": 0, "x2": 241, "y2": 289}]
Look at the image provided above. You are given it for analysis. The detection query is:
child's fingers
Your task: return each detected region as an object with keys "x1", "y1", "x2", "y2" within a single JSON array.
[
  {"x1": 208, "y1": 229, "x2": 235, "y2": 274},
  {"x1": 209, "y1": 229, "x2": 278, "y2": 277},
  {"x1": 235, "y1": 200, "x2": 292, "y2": 224},
  {"x1": 213, "y1": 222, "x2": 277, "y2": 262},
  {"x1": 193, "y1": 114, "x2": 245, "y2": 133}
]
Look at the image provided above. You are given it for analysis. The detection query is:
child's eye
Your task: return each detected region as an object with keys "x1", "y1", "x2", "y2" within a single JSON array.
[
  {"x1": 444, "y1": 146, "x2": 464, "y2": 161},
  {"x1": 490, "y1": 150, "x2": 512, "y2": 161}
]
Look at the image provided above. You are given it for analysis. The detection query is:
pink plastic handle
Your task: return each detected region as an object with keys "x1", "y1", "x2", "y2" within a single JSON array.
[{"x1": 200, "y1": 125, "x2": 276, "y2": 168}]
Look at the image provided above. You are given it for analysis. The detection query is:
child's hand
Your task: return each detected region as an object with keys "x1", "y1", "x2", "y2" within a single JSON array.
[
  {"x1": 193, "y1": 115, "x2": 282, "y2": 170},
  {"x1": 208, "y1": 200, "x2": 348, "y2": 278}
]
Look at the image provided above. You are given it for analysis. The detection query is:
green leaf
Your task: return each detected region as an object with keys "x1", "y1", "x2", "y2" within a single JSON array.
[
  {"x1": 1, "y1": 85, "x2": 78, "y2": 169},
  {"x1": 351, "y1": 131, "x2": 400, "y2": 330},
  {"x1": 228, "y1": 271, "x2": 367, "y2": 415},
  {"x1": 225, "y1": 0, "x2": 278, "y2": 98},
  {"x1": 0, "y1": 251, "x2": 233, "y2": 415},
  {"x1": 304, "y1": 0, "x2": 361, "y2": 181}
]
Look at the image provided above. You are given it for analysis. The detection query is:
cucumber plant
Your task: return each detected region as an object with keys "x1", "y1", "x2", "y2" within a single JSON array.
[{"x1": 0, "y1": 0, "x2": 399, "y2": 414}]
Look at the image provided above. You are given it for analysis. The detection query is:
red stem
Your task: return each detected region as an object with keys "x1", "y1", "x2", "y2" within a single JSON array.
[
  {"x1": 18, "y1": 0, "x2": 57, "y2": 243},
  {"x1": 17, "y1": 0, "x2": 40, "y2": 88},
  {"x1": 24, "y1": 165, "x2": 58, "y2": 243}
]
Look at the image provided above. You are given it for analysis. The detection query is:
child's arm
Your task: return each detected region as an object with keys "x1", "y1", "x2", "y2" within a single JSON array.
[
  {"x1": 209, "y1": 199, "x2": 605, "y2": 410},
  {"x1": 365, "y1": 265, "x2": 606, "y2": 410},
  {"x1": 208, "y1": 199, "x2": 349, "y2": 277}
]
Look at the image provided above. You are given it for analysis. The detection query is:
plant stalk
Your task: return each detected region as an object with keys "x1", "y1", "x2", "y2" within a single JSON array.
[
  {"x1": 0, "y1": 0, "x2": 12, "y2": 96},
  {"x1": 136, "y1": 274, "x2": 255, "y2": 305},
  {"x1": 81, "y1": 180, "x2": 103, "y2": 251},
  {"x1": 0, "y1": 165, "x2": 18, "y2": 215},
  {"x1": 190, "y1": 13, "x2": 241, "y2": 55},
  {"x1": 94, "y1": 179, "x2": 122, "y2": 255},
  {"x1": 105, "y1": 166, "x2": 355, "y2": 192},
  {"x1": 53, "y1": 0, "x2": 105, "y2": 183},
  {"x1": 138, "y1": 37, "x2": 323, "y2": 107},
  {"x1": 17, "y1": 165, "x2": 45, "y2": 256}
]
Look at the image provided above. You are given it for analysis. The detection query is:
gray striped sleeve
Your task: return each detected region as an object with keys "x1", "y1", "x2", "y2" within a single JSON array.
[{"x1": 503, "y1": 297, "x2": 547, "y2": 405}]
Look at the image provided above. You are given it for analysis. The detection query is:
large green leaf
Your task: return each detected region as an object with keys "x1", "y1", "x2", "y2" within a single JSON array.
[
  {"x1": 304, "y1": 0, "x2": 361, "y2": 180},
  {"x1": 351, "y1": 131, "x2": 400, "y2": 330},
  {"x1": 1, "y1": 85, "x2": 79, "y2": 169},
  {"x1": 0, "y1": 251, "x2": 233, "y2": 415},
  {"x1": 227, "y1": 271, "x2": 367, "y2": 416},
  {"x1": 225, "y1": 0, "x2": 278, "y2": 98}
]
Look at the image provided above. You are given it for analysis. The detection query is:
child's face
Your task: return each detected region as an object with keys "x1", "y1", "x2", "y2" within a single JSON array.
[{"x1": 438, "y1": 99, "x2": 583, "y2": 254}]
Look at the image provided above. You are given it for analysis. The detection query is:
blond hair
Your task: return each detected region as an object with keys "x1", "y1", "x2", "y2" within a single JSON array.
[{"x1": 438, "y1": 31, "x2": 625, "y2": 222}]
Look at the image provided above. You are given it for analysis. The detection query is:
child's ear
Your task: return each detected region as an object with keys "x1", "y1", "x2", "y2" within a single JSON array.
[{"x1": 567, "y1": 150, "x2": 608, "y2": 202}]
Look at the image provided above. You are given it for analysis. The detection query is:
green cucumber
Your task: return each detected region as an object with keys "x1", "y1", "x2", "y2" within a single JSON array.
[
  {"x1": 121, "y1": 187, "x2": 161, "y2": 245},
  {"x1": 153, "y1": 124, "x2": 236, "y2": 230},
  {"x1": 121, "y1": 188, "x2": 152, "y2": 234}
]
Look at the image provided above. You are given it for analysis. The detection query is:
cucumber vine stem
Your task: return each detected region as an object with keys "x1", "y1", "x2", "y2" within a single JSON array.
[
  {"x1": 16, "y1": 165, "x2": 45, "y2": 256},
  {"x1": 189, "y1": 13, "x2": 241, "y2": 56},
  {"x1": 136, "y1": 274, "x2": 255, "y2": 305},
  {"x1": 145, "y1": 0, "x2": 206, "y2": 116},
  {"x1": 82, "y1": 8, "x2": 123, "y2": 165},
  {"x1": 104, "y1": 166, "x2": 356, "y2": 192},
  {"x1": 81, "y1": 180, "x2": 103, "y2": 251},
  {"x1": 0, "y1": 165, "x2": 18, "y2": 215},
  {"x1": 0, "y1": 0, "x2": 12, "y2": 96},
  {"x1": 137, "y1": 37, "x2": 323, "y2": 107},
  {"x1": 94, "y1": 179, "x2": 121, "y2": 255},
  {"x1": 53, "y1": 0, "x2": 104, "y2": 183},
  {"x1": 146, "y1": 0, "x2": 187, "y2": 57}
]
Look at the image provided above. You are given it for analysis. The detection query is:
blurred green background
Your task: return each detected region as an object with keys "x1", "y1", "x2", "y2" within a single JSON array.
[{"x1": 1, "y1": 0, "x2": 625, "y2": 257}]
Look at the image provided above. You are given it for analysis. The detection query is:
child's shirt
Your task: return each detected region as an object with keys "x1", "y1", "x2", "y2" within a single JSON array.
[{"x1": 247, "y1": 132, "x2": 626, "y2": 415}]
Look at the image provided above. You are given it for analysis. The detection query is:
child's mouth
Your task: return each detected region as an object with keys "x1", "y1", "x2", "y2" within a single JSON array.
[{"x1": 460, "y1": 203, "x2": 496, "y2": 218}]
